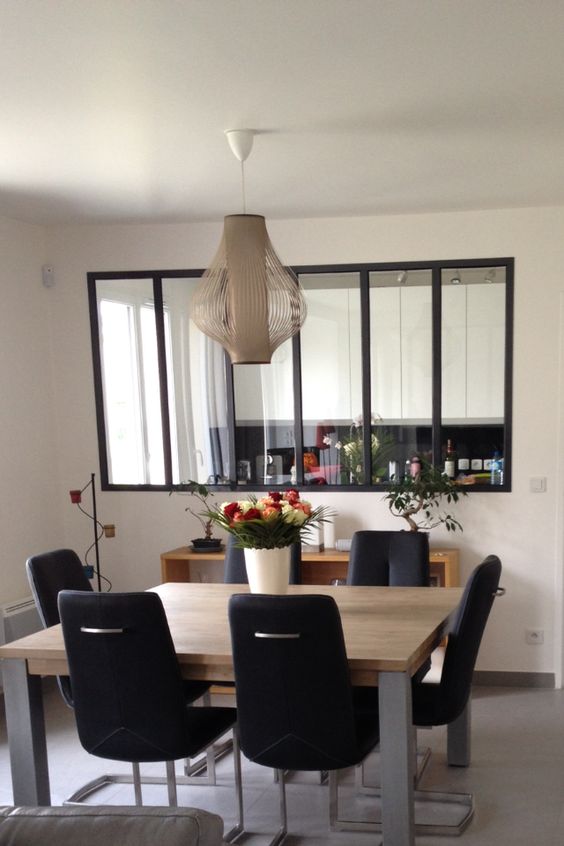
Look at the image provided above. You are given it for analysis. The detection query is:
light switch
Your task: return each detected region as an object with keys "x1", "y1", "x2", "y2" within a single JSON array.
[{"x1": 530, "y1": 477, "x2": 547, "y2": 493}]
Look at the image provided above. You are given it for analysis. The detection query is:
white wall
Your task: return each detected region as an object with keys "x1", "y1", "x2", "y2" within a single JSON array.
[
  {"x1": 41, "y1": 206, "x2": 564, "y2": 677},
  {"x1": 0, "y1": 217, "x2": 64, "y2": 604}
]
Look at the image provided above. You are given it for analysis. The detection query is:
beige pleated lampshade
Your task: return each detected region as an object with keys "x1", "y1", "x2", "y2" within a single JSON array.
[{"x1": 191, "y1": 214, "x2": 307, "y2": 364}]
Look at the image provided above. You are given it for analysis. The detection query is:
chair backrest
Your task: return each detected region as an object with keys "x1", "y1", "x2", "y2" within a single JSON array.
[
  {"x1": 347, "y1": 530, "x2": 429, "y2": 586},
  {"x1": 347, "y1": 530, "x2": 394, "y2": 585},
  {"x1": 228, "y1": 593, "x2": 364, "y2": 771},
  {"x1": 224, "y1": 536, "x2": 301, "y2": 585},
  {"x1": 388, "y1": 531, "x2": 430, "y2": 586},
  {"x1": 26, "y1": 549, "x2": 92, "y2": 628},
  {"x1": 437, "y1": 555, "x2": 502, "y2": 723},
  {"x1": 58, "y1": 591, "x2": 190, "y2": 763},
  {"x1": 223, "y1": 536, "x2": 247, "y2": 583}
]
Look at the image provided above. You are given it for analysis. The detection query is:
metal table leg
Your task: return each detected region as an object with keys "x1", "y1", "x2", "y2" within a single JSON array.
[
  {"x1": 1, "y1": 658, "x2": 51, "y2": 805},
  {"x1": 379, "y1": 670, "x2": 415, "y2": 846}
]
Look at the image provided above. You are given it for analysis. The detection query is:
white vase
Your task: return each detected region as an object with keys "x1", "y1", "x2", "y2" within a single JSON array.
[{"x1": 244, "y1": 547, "x2": 291, "y2": 594}]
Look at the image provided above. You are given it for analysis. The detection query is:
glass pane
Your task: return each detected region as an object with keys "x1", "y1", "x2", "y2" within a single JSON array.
[
  {"x1": 232, "y1": 340, "x2": 294, "y2": 486},
  {"x1": 162, "y1": 277, "x2": 230, "y2": 486},
  {"x1": 299, "y1": 272, "x2": 362, "y2": 486},
  {"x1": 441, "y1": 266, "x2": 506, "y2": 485},
  {"x1": 96, "y1": 278, "x2": 164, "y2": 485},
  {"x1": 369, "y1": 269, "x2": 433, "y2": 482}
]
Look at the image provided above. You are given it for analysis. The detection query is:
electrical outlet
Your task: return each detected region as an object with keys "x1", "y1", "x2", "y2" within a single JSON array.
[{"x1": 525, "y1": 628, "x2": 544, "y2": 645}]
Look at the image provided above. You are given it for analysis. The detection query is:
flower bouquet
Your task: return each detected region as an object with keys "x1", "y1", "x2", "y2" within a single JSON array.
[
  {"x1": 338, "y1": 414, "x2": 395, "y2": 485},
  {"x1": 206, "y1": 489, "x2": 334, "y2": 550}
]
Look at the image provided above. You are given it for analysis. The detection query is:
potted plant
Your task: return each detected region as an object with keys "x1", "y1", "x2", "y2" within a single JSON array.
[
  {"x1": 171, "y1": 480, "x2": 223, "y2": 550},
  {"x1": 384, "y1": 458, "x2": 467, "y2": 532}
]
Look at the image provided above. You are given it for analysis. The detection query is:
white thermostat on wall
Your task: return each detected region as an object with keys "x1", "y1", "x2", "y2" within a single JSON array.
[{"x1": 42, "y1": 264, "x2": 55, "y2": 287}]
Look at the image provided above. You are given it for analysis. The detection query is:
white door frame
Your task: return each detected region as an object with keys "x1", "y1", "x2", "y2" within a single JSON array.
[{"x1": 554, "y1": 293, "x2": 564, "y2": 688}]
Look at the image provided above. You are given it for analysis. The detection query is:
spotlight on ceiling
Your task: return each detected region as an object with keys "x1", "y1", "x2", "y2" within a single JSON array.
[
  {"x1": 397, "y1": 270, "x2": 408, "y2": 285},
  {"x1": 450, "y1": 270, "x2": 461, "y2": 285},
  {"x1": 484, "y1": 268, "x2": 497, "y2": 283}
]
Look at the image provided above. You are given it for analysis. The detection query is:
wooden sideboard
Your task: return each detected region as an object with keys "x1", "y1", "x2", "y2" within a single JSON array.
[{"x1": 160, "y1": 545, "x2": 460, "y2": 587}]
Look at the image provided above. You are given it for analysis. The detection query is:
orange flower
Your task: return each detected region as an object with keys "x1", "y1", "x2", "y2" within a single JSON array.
[{"x1": 262, "y1": 506, "x2": 281, "y2": 520}]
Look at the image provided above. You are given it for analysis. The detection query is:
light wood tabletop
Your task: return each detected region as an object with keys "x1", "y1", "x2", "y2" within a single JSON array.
[{"x1": 0, "y1": 583, "x2": 462, "y2": 685}]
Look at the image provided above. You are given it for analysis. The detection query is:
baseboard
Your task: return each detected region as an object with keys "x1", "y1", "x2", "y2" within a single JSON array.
[{"x1": 473, "y1": 670, "x2": 555, "y2": 688}]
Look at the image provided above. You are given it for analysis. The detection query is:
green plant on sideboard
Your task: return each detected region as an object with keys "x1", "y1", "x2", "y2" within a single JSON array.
[{"x1": 384, "y1": 459, "x2": 467, "y2": 532}]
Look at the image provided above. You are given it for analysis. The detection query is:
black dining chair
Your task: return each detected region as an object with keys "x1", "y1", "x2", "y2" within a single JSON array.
[
  {"x1": 26, "y1": 549, "x2": 94, "y2": 708},
  {"x1": 350, "y1": 555, "x2": 505, "y2": 836},
  {"x1": 58, "y1": 590, "x2": 243, "y2": 840},
  {"x1": 26, "y1": 549, "x2": 214, "y2": 801},
  {"x1": 228, "y1": 593, "x2": 380, "y2": 845},
  {"x1": 345, "y1": 530, "x2": 432, "y2": 792},
  {"x1": 347, "y1": 530, "x2": 431, "y2": 682},
  {"x1": 347, "y1": 530, "x2": 429, "y2": 586},
  {"x1": 223, "y1": 535, "x2": 301, "y2": 585}
]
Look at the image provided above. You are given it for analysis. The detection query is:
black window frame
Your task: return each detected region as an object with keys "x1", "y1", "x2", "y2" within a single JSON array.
[{"x1": 88, "y1": 257, "x2": 514, "y2": 493}]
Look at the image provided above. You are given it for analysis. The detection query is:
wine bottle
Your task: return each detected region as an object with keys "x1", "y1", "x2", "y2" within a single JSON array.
[
  {"x1": 444, "y1": 439, "x2": 456, "y2": 479},
  {"x1": 490, "y1": 451, "x2": 503, "y2": 485}
]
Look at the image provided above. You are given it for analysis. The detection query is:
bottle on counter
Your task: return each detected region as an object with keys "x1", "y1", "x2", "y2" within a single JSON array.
[
  {"x1": 490, "y1": 451, "x2": 503, "y2": 485},
  {"x1": 457, "y1": 452, "x2": 470, "y2": 474},
  {"x1": 444, "y1": 439, "x2": 456, "y2": 479}
]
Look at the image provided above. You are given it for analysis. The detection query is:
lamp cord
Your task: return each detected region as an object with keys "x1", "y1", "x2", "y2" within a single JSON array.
[{"x1": 241, "y1": 160, "x2": 247, "y2": 213}]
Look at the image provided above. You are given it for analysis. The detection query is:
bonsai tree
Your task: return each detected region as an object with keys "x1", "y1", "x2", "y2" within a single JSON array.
[
  {"x1": 384, "y1": 459, "x2": 467, "y2": 532},
  {"x1": 170, "y1": 480, "x2": 216, "y2": 542}
]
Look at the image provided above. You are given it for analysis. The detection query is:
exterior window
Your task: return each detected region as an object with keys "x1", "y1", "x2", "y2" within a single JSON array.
[{"x1": 96, "y1": 280, "x2": 165, "y2": 485}]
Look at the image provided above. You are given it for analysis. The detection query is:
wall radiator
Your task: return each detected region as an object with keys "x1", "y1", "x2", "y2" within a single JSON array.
[
  {"x1": 0, "y1": 596, "x2": 42, "y2": 693},
  {"x1": 0, "y1": 596, "x2": 42, "y2": 645}
]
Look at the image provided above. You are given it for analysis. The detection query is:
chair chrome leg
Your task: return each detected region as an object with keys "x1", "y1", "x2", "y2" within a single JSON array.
[
  {"x1": 270, "y1": 769, "x2": 288, "y2": 846},
  {"x1": 132, "y1": 762, "x2": 142, "y2": 806},
  {"x1": 328, "y1": 770, "x2": 339, "y2": 831},
  {"x1": 166, "y1": 761, "x2": 178, "y2": 807},
  {"x1": 222, "y1": 727, "x2": 245, "y2": 843}
]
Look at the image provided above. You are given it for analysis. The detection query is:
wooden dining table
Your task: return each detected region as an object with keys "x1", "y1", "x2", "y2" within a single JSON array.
[{"x1": 0, "y1": 583, "x2": 464, "y2": 846}]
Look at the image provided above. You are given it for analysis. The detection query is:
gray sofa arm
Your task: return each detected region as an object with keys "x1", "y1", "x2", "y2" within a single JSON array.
[{"x1": 0, "y1": 805, "x2": 225, "y2": 846}]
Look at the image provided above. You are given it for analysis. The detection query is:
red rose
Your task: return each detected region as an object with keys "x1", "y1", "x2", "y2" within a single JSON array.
[
  {"x1": 223, "y1": 502, "x2": 240, "y2": 520},
  {"x1": 268, "y1": 491, "x2": 282, "y2": 502},
  {"x1": 243, "y1": 507, "x2": 262, "y2": 521}
]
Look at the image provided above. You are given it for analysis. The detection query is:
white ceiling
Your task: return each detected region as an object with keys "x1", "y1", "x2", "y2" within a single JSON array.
[{"x1": 2, "y1": 0, "x2": 564, "y2": 225}]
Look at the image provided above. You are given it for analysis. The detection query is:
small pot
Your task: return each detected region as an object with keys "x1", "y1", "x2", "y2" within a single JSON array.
[{"x1": 191, "y1": 538, "x2": 222, "y2": 551}]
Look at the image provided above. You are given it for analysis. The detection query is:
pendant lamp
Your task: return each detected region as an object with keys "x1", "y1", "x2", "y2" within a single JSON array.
[{"x1": 191, "y1": 129, "x2": 307, "y2": 364}]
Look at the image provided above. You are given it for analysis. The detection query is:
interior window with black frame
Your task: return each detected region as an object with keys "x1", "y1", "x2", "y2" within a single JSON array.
[{"x1": 88, "y1": 258, "x2": 513, "y2": 492}]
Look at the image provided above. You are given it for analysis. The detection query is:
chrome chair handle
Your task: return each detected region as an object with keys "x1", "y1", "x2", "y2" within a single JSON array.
[
  {"x1": 254, "y1": 632, "x2": 301, "y2": 639},
  {"x1": 80, "y1": 627, "x2": 125, "y2": 634},
  {"x1": 493, "y1": 587, "x2": 506, "y2": 597}
]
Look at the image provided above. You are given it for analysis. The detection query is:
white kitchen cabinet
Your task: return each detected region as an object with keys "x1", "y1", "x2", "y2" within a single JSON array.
[
  {"x1": 466, "y1": 283, "x2": 505, "y2": 418},
  {"x1": 441, "y1": 282, "x2": 505, "y2": 421},
  {"x1": 370, "y1": 283, "x2": 432, "y2": 421},
  {"x1": 300, "y1": 286, "x2": 362, "y2": 422}
]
